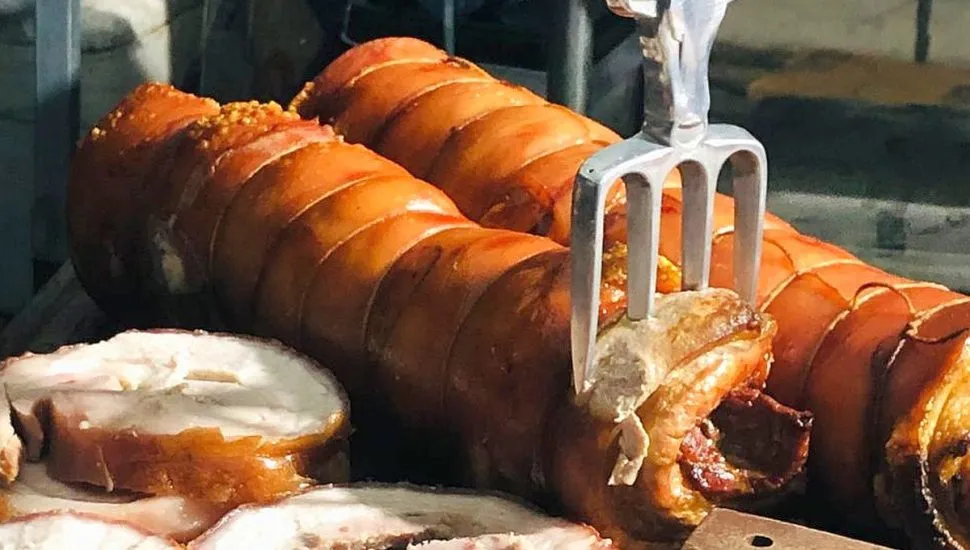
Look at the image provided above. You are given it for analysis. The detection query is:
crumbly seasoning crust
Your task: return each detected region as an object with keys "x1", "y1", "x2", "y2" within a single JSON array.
[
  {"x1": 186, "y1": 102, "x2": 291, "y2": 140},
  {"x1": 85, "y1": 83, "x2": 220, "y2": 145}
]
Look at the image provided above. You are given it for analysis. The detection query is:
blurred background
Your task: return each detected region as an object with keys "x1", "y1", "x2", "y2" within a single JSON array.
[{"x1": 1, "y1": 0, "x2": 968, "y2": 322}]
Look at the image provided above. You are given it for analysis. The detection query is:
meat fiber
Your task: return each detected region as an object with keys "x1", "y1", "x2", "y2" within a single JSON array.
[
  {"x1": 188, "y1": 484, "x2": 612, "y2": 550},
  {"x1": 0, "y1": 511, "x2": 179, "y2": 549}
]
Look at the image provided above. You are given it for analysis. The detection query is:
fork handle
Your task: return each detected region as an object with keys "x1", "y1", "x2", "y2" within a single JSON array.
[{"x1": 623, "y1": 1, "x2": 731, "y2": 148}]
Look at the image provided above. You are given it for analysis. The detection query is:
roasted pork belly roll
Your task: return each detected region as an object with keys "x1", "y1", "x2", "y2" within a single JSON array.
[
  {"x1": 66, "y1": 85, "x2": 810, "y2": 547},
  {"x1": 296, "y1": 36, "x2": 970, "y2": 549},
  {"x1": 0, "y1": 329, "x2": 350, "y2": 506},
  {"x1": 188, "y1": 484, "x2": 612, "y2": 549},
  {"x1": 289, "y1": 38, "x2": 796, "y2": 247}
]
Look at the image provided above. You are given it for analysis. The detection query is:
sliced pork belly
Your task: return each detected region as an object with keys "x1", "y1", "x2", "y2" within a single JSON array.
[
  {"x1": 0, "y1": 329, "x2": 350, "y2": 505},
  {"x1": 188, "y1": 484, "x2": 613, "y2": 549},
  {"x1": 0, "y1": 511, "x2": 179, "y2": 549},
  {"x1": 0, "y1": 462, "x2": 224, "y2": 542}
]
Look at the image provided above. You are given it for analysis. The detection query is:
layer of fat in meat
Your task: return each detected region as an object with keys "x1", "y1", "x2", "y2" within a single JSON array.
[
  {"x1": 1, "y1": 463, "x2": 218, "y2": 542},
  {"x1": 586, "y1": 288, "x2": 757, "y2": 421},
  {"x1": 0, "y1": 512, "x2": 178, "y2": 549},
  {"x1": 413, "y1": 534, "x2": 538, "y2": 549},
  {"x1": 0, "y1": 331, "x2": 346, "y2": 440},
  {"x1": 584, "y1": 288, "x2": 761, "y2": 486},
  {"x1": 190, "y1": 486, "x2": 605, "y2": 550}
]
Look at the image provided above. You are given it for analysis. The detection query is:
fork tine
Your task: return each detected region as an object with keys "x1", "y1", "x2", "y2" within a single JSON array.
[
  {"x1": 626, "y1": 170, "x2": 665, "y2": 321},
  {"x1": 728, "y1": 134, "x2": 768, "y2": 304},
  {"x1": 571, "y1": 140, "x2": 675, "y2": 393},
  {"x1": 680, "y1": 161, "x2": 717, "y2": 292},
  {"x1": 702, "y1": 124, "x2": 768, "y2": 305},
  {"x1": 571, "y1": 160, "x2": 611, "y2": 394}
]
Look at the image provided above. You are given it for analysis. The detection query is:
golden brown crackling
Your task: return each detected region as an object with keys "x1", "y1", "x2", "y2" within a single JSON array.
[
  {"x1": 374, "y1": 80, "x2": 545, "y2": 179},
  {"x1": 369, "y1": 228, "x2": 560, "y2": 431},
  {"x1": 289, "y1": 36, "x2": 448, "y2": 121},
  {"x1": 174, "y1": 120, "x2": 337, "y2": 281},
  {"x1": 300, "y1": 212, "x2": 476, "y2": 397},
  {"x1": 211, "y1": 140, "x2": 411, "y2": 327},
  {"x1": 329, "y1": 59, "x2": 492, "y2": 144},
  {"x1": 877, "y1": 298, "x2": 970, "y2": 547},
  {"x1": 424, "y1": 104, "x2": 613, "y2": 222},
  {"x1": 146, "y1": 102, "x2": 297, "y2": 228},
  {"x1": 805, "y1": 283, "x2": 958, "y2": 529},
  {"x1": 251, "y1": 174, "x2": 461, "y2": 346}
]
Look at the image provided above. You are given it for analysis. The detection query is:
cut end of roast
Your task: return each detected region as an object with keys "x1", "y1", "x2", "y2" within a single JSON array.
[
  {"x1": 0, "y1": 329, "x2": 350, "y2": 503},
  {"x1": 584, "y1": 288, "x2": 809, "y2": 500},
  {"x1": 555, "y1": 288, "x2": 810, "y2": 544},
  {"x1": 0, "y1": 511, "x2": 179, "y2": 549},
  {"x1": 189, "y1": 484, "x2": 612, "y2": 549}
]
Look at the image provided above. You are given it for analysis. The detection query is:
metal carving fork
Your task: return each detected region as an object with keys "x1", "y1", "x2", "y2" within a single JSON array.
[{"x1": 570, "y1": 0, "x2": 768, "y2": 393}]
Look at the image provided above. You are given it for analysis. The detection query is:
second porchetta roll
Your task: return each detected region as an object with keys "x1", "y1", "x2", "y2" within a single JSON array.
[
  {"x1": 67, "y1": 84, "x2": 812, "y2": 548},
  {"x1": 296, "y1": 37, "x2": 970, "y2": 550}
]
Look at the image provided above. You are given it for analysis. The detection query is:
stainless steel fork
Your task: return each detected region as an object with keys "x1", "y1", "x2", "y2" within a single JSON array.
[{"x1": 570, "y1": 0, "x2": 768, "y2": 394}]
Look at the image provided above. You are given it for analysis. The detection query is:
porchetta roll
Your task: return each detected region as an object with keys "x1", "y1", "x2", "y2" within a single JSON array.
[
  {"x1": 296, "y1": 36, "x2": 970, "y2": 549},
  {"x1": 67, "y1": 84, "x2": 811, "y2": 548}
]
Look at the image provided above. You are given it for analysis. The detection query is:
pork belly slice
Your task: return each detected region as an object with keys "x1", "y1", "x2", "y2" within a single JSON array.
[
  {"x1": 0, "y1": 511, "x2": 179, "y2": 549},
  {"x1": 0, "y1": 462, "x2": 225, "y2": 542},
  {"x1": 0, "y1": 329, "x2": 350, "y2": 504},
  {"x1": 189, "y1": 484, "x2": 613, "y2": 549}
]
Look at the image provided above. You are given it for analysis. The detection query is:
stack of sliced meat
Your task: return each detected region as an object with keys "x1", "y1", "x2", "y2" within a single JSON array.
[
  {"x1": 0, "y1": 329, "x2": 351, "y2": 542},
  {"x1": 0, "y1": 331, "x2": 613, "y2": 548}
]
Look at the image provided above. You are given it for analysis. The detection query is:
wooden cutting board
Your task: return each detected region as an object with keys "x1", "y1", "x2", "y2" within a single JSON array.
[{"x1": 683, "y1": 509, "x2": 895, "y2": 550}]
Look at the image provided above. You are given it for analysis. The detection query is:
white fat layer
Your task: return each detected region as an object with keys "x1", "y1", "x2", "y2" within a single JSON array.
[
  {"x1": 0, "y1": 513, "x2": 177, "y2": 549},
  {"x1": 191, "y1": 486, "x2": 603, "y2": 550},
  {"x1": 1, "y1": 463, "x2": 213, "y2": 541},
  {"x1": 412, "y1": 534, "x2": 535, "y2": 549},
  {"x1": 1, "y1": 331, "x2": 345, "y2": 440}
]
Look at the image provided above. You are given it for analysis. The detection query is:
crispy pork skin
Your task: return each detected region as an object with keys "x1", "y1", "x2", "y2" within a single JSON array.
[
  {"x1": 0, "y1": 511, "x2": 180, "y2": 549},
  {"x1": 188, "y1": 484, "x2": 612, "y2": 550},
  {"x1": 0, "y1": 329, "x2": 350, "y2": 505}
]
